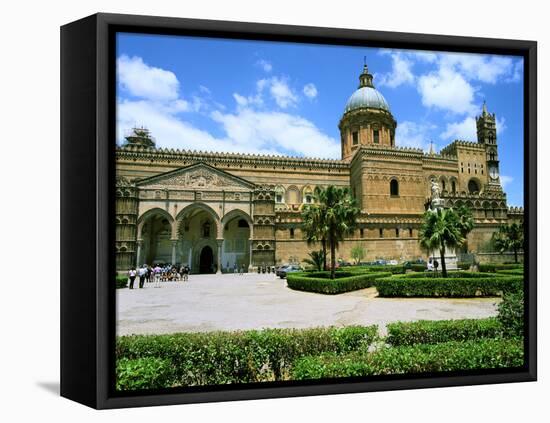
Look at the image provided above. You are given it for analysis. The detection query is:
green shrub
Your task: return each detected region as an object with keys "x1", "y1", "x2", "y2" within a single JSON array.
[
  {"x1": 386, "y1": 318, "x2": 502, "y2": 346},
  {"x1": 479, "y1": 263, "x2": 523, "y2": 273},
  {"x1": 496, "y1": 268, "x2": 525, "y2": 275},
  {"x1": 457, "y1": 262, "x2": 471, "y2": 270},
  {"x1": 292, "y1": 338, "x2": 524, "y2": 380},
  {"x1": 497, "y1": 291, "x2": 525, "y2": 338},
  {"x1": 410, "y1": 264, "x2": 427, "y2": 272},
  {"x1": 399, "y1": 271, "x2": 498, "y2": 279},
  {"x1": 116, "y1": 325, "x2": 379, "y2": 387},
  {"x1": 116, "y1": 274, "x2": 128, "y2": 289},
  {"x1": 374, "y1": 274, "x2": 522, "y2": 297},
  {"x1": 287, "y1": 272, "x2": 391, "y2": 294},
  {"x1": 116, "y1": 357, "x2": 175, "y2": 391}
]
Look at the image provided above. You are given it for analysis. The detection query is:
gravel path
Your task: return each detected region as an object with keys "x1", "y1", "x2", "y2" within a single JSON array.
[{"x1": 116, "y1": 273, "x2": 500, "y2": 336}]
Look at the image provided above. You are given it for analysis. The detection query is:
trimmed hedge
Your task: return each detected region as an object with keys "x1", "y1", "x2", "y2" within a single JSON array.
[
  {"x1": 498, "y1": 291, "x2": 524, "y2": 338},
  {"x1": 292, "y1": 338, "x2": 524, "y2": 380},
  {"x1": 410, "y1": 264, "x2": 427, "y2": 272},
  {"x1": 398, "y1": 271, "x2": 499, "y2": 279},
  {"x1": 457, "y1": 262, "x2": 471, "y2": 271},
  {"x1": 479, "y1": 263, "x2": 523, "y2": 273},
  {"x1": 386, "y1": 318, "x2": 502, "y2": 346},
  {"x1": 116, "y1": 325, "x2": 378, "y2": 387},
  {"x1": 287, "y1": 271, "x2": 391, "y2": 294},
  {"x1": 116, "y1": 357, "x2": 175, "y2": 391},
  {"x1": 496, "y1": 268, "x2": 525, "y2": 275},
  {"x1": 116, "y1": 274, "x2": 128, "y2": 289},
  {"x1": 374, "y1": 274, "x2": 522, "y2": 297}
]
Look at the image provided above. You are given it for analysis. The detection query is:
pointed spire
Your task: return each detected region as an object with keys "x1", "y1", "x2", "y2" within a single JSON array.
[
  {"x1": 429, "y1": 140, "x2": 435, "y2": 155},
  {"x1": 482, "y1": 100, "x2": 488, "y2": 116},
  {"x1": 359, "y1": 59, "x2": 375, "y2": 88}
]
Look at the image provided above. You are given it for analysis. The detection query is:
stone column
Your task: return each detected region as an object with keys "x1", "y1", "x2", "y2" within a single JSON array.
[
  {"x1": 216, "y1": 239, "x2": 223, "y2": 274},
  {"x1": 248, "y1": 239, "x2": 254, "y2": 272},
  {"x1": 135, "y1": 239, "x2": 143, "y2": 267},
  {"x1": 171, "y1": 239, "x2": 178, "y2": 265}
]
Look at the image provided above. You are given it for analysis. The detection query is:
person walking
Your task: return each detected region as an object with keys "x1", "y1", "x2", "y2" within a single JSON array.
[
  {"x1": 153, "y1": 264, "x2": 162, "y2": 288},
  {"x1": 145, "y1": 265, "x2": 152, "y2": 283},
  {"x1": 137, "y1": 264, "x2": 147, "y2": 288},
  {"x1": 240, "y1": 264, "x2": 245, "y2": 275},
  {"x1": 233, "y1": 263, "x2": 238, "y2": 274},
  {"x1": 181, "y1": 264, "x2": 189, "y2": 282},
  {"x1": 128, "y1": 267, "x2": 137, "y2": 289}
]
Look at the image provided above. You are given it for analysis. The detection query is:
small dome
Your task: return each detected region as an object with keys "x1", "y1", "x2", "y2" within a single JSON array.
[{"x1": 344, "y1": 86, "x2": 391, "y2": 113}]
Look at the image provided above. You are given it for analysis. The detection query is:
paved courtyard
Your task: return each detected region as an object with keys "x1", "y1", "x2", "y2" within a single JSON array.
[{"x1": 116, "y1": 273, "x2": 501, "y2": 336}]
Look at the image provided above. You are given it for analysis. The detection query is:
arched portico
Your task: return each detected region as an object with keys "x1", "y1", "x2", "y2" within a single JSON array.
[
  {"x1": 136, "y1": 208, "x2": 175, "y2": 266},
  {"x1": 221, "y1": 209, "x2": 252, "y2": 272},
  {"x1": 174, "y1": 203, "x2": 222, "y2": 273}
]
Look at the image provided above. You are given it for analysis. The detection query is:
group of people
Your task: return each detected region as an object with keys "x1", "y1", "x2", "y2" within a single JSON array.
[{"x1": 127, "y1": 263, "x2": 190, "y2": 289}]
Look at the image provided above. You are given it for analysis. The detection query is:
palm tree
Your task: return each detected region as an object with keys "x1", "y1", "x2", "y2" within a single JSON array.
[
  {"x1": 419, "y1": 207, "x2": 472, "y2": 277},
  {"x1": 301, "y1": 186, "x2": 359, "y2": 279},
  {"x1": 302, "y1": 187, "x2": 328, "y2": 270},
  {"x1": 303, "y1": 250, "x2": 326, "y2": 271},
  {"x1": 493, "y1": 222, "x2": 524, "y2": 263}
]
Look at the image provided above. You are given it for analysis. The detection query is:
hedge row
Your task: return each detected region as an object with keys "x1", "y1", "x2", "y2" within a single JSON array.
[
  {"x1": 479, "y1": 263, "x2": 523, "y2": 273},
  {"x1": 496, "y1": 268, "x2": 525, "y2": 275},
  {"x1": 398, "y1": 271, "x2": 499, "y2": 279},
  {"x1": 374, "y1": 274, "x2": 522, "y2": 297},
  {"x1": 287, "y1": 272, "x2": 391, "y2": 294},
  {"x1": 116, "y1": 325, "x2": 378, "y2": 388},
  {"x1": 116, "y1": 275, "x2": 128, "y2": 289},
  {"x1": 292, "y1": 338, "x2": 524, "y2": 380},
  {"x1": 386, "y1": 318, "x2": 502, "y2": 346}
]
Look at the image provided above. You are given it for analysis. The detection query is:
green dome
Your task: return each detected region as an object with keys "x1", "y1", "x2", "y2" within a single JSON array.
[{"x1": 344, "y1": 86, "x2": 391, "y2": 113}]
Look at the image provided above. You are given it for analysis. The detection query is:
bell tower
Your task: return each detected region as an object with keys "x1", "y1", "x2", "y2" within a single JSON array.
[{"x1": 476, "y1": 102, "x2": 501, "y2": 189}]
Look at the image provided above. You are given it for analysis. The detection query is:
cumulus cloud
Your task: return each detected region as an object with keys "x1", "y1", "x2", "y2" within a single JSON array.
[
  {"x1": 211, "y1": 108, "x2": 339, "y2": 158},
  {"x1": 395, "y1": 121, "x2": 437, "y2": 151},
  {"x1": 441, "y1": 115, "x2": 506, "y2": 141},
  {"x1": 303, "y1": 83, "x2": 318, "y2": 99},
  {"x1": 267, "y1": 77, "x2": 298, "y2": 108},
  {"x1": 377, "y1": 52, "x2": 415, "y2": 88},
  {"x1": 417, "y1": 67, "x2": 477, "y2": 115},
  {"x1": 117, "y1": 55, "x2": 337, "y2": 158},
  {"x1": 117, "y1": 55, "x2": 180, "y2": 101},
  {"x1": 440, "y1": 53, "x2": 514, "y2": 84}
]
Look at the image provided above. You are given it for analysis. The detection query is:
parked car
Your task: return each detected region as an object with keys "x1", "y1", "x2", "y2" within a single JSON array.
[
  {"x1": 275, "y1": 264, "x2": 289, "y2": 277},
  {"x1": 278, "y1": 264, "x2": 302, "y2": 279},
  {"x1": 373, "y1": 259, "x2": 387, "y2": 266},
  {"x1": 387, "y1": 259, "x2": 399, "y2": 265}
]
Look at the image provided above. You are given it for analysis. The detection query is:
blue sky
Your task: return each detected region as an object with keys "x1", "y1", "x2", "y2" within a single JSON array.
[{"x1": 116, "y1": 33, "x2": 524, "y2": 206}]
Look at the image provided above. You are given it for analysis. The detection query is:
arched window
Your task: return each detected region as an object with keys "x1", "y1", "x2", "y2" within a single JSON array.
[
  {"x1": 468, "y1": 179, "x2": 480, "y2": 194},
  {"x1": 275, "y1": 186, "x2": 285, "y2": 203},
  {"x1": 390, "y1": 179, "x2": 399, "y2": 197},
  {"x1": 289, "y1": 228, "x2": 295, "y2": 239},
  {"x1": 451, "y1": 180, "x2": 456, "y2": 193}
]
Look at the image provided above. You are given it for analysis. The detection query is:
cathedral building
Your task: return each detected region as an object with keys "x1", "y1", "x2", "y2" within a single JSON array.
[{"x1": 115, "y1": 64, "x2": 523, "y2": 273}]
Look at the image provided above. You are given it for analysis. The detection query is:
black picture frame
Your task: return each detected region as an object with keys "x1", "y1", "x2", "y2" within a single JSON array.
[{"x1": 60, "y1": 12, "x2": 537, "y2": 409}]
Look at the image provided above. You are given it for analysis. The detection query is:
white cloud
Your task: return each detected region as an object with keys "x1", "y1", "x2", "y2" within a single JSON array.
[
  {"x1": 395, "y1": 121, "x2": 436, "y2": 151},
  {"x1": 199, "y1": 85, "x2": 211, "y2": 94},
  {"x1": 117, "y1": 55, "x2": 180, "y2": 101},
  {"x1": 268, "y1": 77, "x2": 298, "y2": 108},
  {"x1": 211, "y1": 108, "x2": 339, "y2": 158},
  {"x1": 377, "y1": 52, "x2": 415, "y2": 88},
  {"x1": 441, "y1": 116, "x2": 477, "y2": 140},
  {"x1": 500, "y1": 175, "x2": 513, "y2": 189},
  {"x1": 418, "y1": 67, "x2": 477, "y2": 115},
  {"x1": 440, "y1": 53, "x2": 513, "y2": 84},
  {"x1": 441, "y1": 115, "x2": 506, "y2": 141},
  {"x1": 303, "y1": 83, "x2": 318, "y2": 99},
  {"x1": 256, "y1": 59, "x2": 273, "y2": 72}
]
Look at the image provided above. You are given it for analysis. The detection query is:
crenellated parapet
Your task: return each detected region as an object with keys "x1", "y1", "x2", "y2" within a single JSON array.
[{"x1": 117, "y1": 144, "x2": 348, "y2": 171}]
